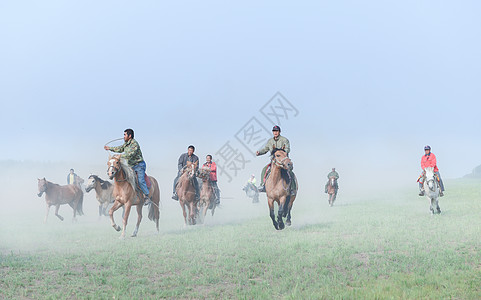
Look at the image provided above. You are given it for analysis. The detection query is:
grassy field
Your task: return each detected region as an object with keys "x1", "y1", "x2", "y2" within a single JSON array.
[{"x1": 1, "y1": 179, "x2": 481, "y2": 299}]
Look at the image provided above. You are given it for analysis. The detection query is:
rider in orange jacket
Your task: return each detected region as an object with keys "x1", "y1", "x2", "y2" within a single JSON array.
[{"x1": 419, "y1": 145, "x2": 444, "y2": 197}]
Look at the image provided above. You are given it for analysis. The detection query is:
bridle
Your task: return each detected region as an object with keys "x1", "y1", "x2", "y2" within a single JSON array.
[{"x1": 108, "y1": 159, "x2": 127, "y2": 182}]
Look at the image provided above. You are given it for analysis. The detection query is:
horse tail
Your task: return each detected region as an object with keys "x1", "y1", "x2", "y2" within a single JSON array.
[
  {"x1": 76, "y1": 191, "x2": 84, "y2": 216},
  {"x1": 148, "y1": 177, "x2": 160, "y2": 223}
]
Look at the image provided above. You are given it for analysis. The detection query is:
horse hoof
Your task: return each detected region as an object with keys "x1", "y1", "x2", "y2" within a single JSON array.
[
  {"x1": 131, "y1": 234, "x2": 137, "y2": 237},
  {"x1": 286, "y1": 220, "x2": 291, "y2": 226},
  {"x1": 119, "y1": 235, "x2": 125, "y2": 240},
  {"x1": 113, "y1": 225, "x2": 121, "y2": 232},
  {"x1": 279, "y1": 222, "x2": 285, "y2": 230}
]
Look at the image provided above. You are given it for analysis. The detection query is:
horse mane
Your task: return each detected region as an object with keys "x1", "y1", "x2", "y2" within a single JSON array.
[
  {"x1": 271, "y1": 148, "x2": 286, "y2": 156},
  {"x1": 119, "y1": 158, "x2": 137, "y2": 190},
  {"x1": 89, "y1": 174, "x2": 112, "y2": 190}
]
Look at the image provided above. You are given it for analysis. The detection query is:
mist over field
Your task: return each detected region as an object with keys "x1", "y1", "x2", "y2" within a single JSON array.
[{"x1": 1, "y1": 1, "x2": 481, "y2": 298}]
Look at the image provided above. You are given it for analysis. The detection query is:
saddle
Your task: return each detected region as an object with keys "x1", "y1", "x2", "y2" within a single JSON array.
[{"x1": 134, "y1": 172, "x2": 152, "y2": 190}]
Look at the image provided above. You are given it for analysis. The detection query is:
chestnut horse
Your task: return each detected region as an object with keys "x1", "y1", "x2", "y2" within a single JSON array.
[
  {"x1": 107, "y1": 155, "x2": 161, "y2": 238},
  {"x1": 85, "y1": 175, "x2": 115, "y2": 217},
  {"x1": 265, "y1": 149, "x2": 298, "y2": 230},
  {"x1": 197, "y1": 165, "x2": 216, "y2": 223},
  {"x1": 37, "y1": 178, "x2": 84, "y2": 223},
  {"x1": 327, "y1": 177, "x2": 338, "y2": 207},
  {"x1": 177, "y1": 161, "x2": 199, "y2": 226}
]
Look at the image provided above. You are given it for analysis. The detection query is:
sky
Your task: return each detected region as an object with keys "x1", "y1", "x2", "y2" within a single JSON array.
[{"x1": 1, "y1": 1, "x2": 481, "y2": 194}]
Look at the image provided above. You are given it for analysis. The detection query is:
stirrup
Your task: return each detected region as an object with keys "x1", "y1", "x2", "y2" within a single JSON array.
[
  {"x1": 418, "y1": 190, "x2": 425, "y2": 196},
  {"x1": 143, "y1": 196, "x2": 151, "y2": 206},
  {"x1": 172, "y1": 193, "x2": 179, "y2": 201}
]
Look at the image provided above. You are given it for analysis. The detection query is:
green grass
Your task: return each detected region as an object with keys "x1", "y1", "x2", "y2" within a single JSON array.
[{"x1": 1, "y1": 179, "x2": 481, "y2": 299}]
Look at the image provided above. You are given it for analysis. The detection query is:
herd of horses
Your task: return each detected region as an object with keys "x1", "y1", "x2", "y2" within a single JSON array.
[{"x1": 36, "y1": 149, "x2": 443, "y2": 237}]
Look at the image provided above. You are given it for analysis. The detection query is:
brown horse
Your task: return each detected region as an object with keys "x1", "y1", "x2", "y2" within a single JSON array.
[
  {"x1": 37, "y1": 178, "x2": 84, "y2": 223},
  {"x1": 107, "y1": 155, "x2": 161, "y2": 238},
  {"x1": 197, "y1": 165, "x2": 216, "y2": 223},
  {"x1": 176, "y1": 161, "x2": 199, "y2": 226},
  {"x1": 327, "y1": 177, "x2": 338, "y2": 207},
  {"x1": 265, "y1": 149, "x2": 298, "y2": 230}
]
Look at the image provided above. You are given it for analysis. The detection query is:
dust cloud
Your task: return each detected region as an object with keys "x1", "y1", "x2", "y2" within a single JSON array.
[{"x1": 0, "y1": 136, "x2": 427, "y2": 255}]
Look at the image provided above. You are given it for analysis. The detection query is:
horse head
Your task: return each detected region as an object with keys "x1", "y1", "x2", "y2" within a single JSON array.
[
  {"x1": 330, "y1": 177, "x2": 336, "y2": 186},
  {"x1": 183, "y1": 161, "x2": 198, "y2": 180},
  {"x1": 424, "y1": 167, "x2": 436, "y2": 191},
  {"x1": 272, "y1": 148, "x2": 293, "y2": 170},
  {"x1": 197, "y1": 166, "x2": 211, "y2": 181},
  {"x1": 107, "y1": 155, "x2": 122, "y2": 180},
  {"x1": 37, "y1": 178, "x2": 47, "y2": 197},
  {"x1": 85, "y1": 175, "x2": 97, "y2": 193}
]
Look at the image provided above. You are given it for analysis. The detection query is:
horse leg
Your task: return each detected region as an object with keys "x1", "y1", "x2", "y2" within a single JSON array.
[
  {"x1": 189, "y1": 202, "x2": 196, "y2": 225},
  {"x1": 277, "y1": 202, "x2": 285, "y2": 230},
  {"x1": 44, "y1": 204, "x2": 50, "y2": 223},
  {"x1": 109, "y1": 201, "x2": 123, "y2": 232},
  {"x1": 268, "y1": 198, "x2": 279, "y2": 230},
  {"x1": 180, "y1": 201, "x2": 188, "y2": 227},
  {"x1": 98, "y1": 204, "x2": 102, "y2": 220},
  {"x1": 120, "y1": 203, "x2": 132, "y2": 239},
  {"x1": 54, "y1": 205, "x2": 64, "y2": 221},
  {"x1": 131, "y1": 205, "x2": 142, "y2": 237},
  {"x1": 286, "y1": 209, "x2": 292, "y2": 226}
]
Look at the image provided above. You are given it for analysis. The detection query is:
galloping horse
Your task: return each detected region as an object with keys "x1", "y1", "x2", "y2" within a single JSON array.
[
  {"x1": 197, "y1": 166, "x2": 216, "y2": 223},
  {"x1": 107, "y1": 155, "x2": 161, "y2": 238},
  {"x1": 85, "y1": 175, "x2": 115, "y2": 217},
  {"x1": 266, "y1": 149, "x2": 298, "y2": 230},
  {"x1": 177, "y1": 161, "x2": 199, "y2": 226},
  {"x1": 37, "y1": 178, "x2": 84, "y2": 222},
  {"x1": 326, "y1": 177, "x2": 338, "y2": 207},
  {"x1": 423, "y1": 167, "x2": 441, "y2": 214}
]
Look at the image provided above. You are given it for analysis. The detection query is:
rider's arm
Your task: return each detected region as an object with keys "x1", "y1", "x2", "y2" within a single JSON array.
[
  {"x1": 258, "y1": 140, "x2": 271, "y2": 155},
  {"x1": 178, "y1": 154, "x2": 185, "y2": 171},
  {"x1": 109, "y1": 143, "x2": 126, "y2": 153}
]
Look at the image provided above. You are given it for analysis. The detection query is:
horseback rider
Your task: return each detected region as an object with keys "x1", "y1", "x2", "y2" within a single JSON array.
[
  {"x1": 203, "y1": 154, "x2": 221, "y2": 206},
  {"x1": 418, "y1": 145, "x2": 445, "y2": 197},
  {"x1": 246, "y1": 174, "x2": 258, "y2": 193},
  {"x1": 67, "y1": 169, "x2": 82, "y2": 188},
  {"x1": 104, "y1": 129, "x2": 151, "y2": 205},
  {"x1": 324, "y1": 168, "x2": 339, "y2": 193},
  {"x1": 172, "y1": 145, "x2": 200, "y2": 201},
  {"x1": 256, "y1": 125, "x2": 295, "y2": 194}
]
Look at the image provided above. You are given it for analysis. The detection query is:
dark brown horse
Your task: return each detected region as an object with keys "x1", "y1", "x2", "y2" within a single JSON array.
[
  {"x1": 265, "y1": 149, "x2": 298, "y2": 230},
  {"x1": 107, "y1": 155, "x2": 161, "y2": 238},
  {"x1": 327, "y1": 177, "x2": 338, "y2": 207},
  {"x1": 177, "y1": 161, "x2": 198, "y2": 226},
  {"x1": 197, "y1": 165, "x2": 216, "y2": 223},
  {"x1": 37, "y1": 178, "x2": 84, "y2": 223}
]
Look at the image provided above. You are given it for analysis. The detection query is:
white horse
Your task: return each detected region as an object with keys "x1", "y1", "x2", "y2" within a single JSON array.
[
  {"x1": 423, "y1": 167, "x2": 441, "y2": 214},
  {"x1": 243, "y1": 183, "x2": 259, "y2": 203}
]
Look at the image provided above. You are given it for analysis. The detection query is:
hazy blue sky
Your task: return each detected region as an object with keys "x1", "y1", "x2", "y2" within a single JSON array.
[{"x1": 1, "y1": 1, "x2": 480, "y2": 186}]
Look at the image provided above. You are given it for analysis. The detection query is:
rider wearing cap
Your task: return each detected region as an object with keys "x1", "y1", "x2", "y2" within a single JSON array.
[
  {"x1": 256, "y1": 125, "x2": 294, "y2": 193},
  {"x1": 419, "y1": 145, "x2": 445, "y2": 197}
]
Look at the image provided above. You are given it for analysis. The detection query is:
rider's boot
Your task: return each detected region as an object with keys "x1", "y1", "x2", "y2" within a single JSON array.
[
  {"x1": 172, "y1": 192, "x2": 179, "y2": 201},
  {"x1": 418, "y1": 189, "x2": 425, "y2": 196},
  {"x1": 258, "y1": 184, "x2": 266, "y2": 193},
  {"x1": 439, "y1": 191, "x2": 444, "y2": 197},
  {"x1": 143, "y1": 194, "x2": 152, "y2": 206}
]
